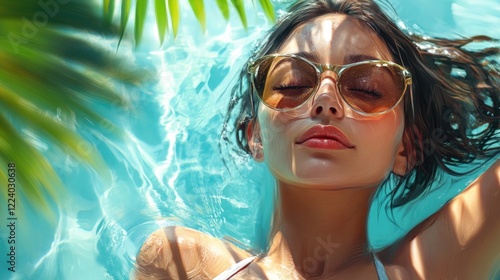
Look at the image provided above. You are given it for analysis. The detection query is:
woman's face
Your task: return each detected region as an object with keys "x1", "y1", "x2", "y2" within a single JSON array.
[{"x1": 253, "y1": 14, "x2": 407, "y2": 189}]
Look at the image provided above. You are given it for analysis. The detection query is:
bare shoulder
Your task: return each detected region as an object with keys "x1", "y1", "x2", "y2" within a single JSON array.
[
  {"x1": 380, "y1": 160, "x2": 500, "y2": 279},
  {"x1": 133, "y1": 226, "x2": 252, "y2": 279}
]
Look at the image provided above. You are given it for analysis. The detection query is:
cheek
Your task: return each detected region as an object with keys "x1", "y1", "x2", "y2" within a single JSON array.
[
  {"x1": 351, "y1": 113, "x2": 405, "y2": 183},
  {"x1": 258, "y1": 109, "x2": 302, "y2": 178},
  {"x1": 258, "y1": 106, "x2": 306, "y2": 142},
  {"x1": 258, "y1": 110, "x2": 283, "y2": 144}
]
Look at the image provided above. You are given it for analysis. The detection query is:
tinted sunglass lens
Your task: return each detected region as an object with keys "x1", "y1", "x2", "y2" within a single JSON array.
[
  {"x1": 256, "y1": 57, "x2": 317, "y2": 109},
  {"x1": 339, "y1": 63, "x2": 405, "y2": 114}
]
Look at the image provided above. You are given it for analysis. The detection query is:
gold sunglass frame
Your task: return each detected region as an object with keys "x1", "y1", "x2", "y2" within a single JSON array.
[{"x1": 248, "y1": 54, "x2": 413, "y2": 117}]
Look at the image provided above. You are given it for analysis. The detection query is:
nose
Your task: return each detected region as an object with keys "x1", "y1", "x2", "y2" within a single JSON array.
[{"x1": 310, "y1": 75, "x2": 344, "y2": 120}]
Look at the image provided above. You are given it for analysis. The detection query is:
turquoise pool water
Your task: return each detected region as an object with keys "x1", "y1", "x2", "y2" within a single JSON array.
[{"x1": 1, "y1": 0, "x2": 498, "y2": 279}]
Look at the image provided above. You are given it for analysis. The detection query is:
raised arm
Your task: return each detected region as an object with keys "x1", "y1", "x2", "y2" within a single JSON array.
[{"x1": 382, "y1": 160, "x2": 500, "y2": 279}]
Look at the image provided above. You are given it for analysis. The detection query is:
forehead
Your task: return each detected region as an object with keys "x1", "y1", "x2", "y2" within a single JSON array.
[{"x1": 277, "y1": 14, "x2": 393, "y2": 63}]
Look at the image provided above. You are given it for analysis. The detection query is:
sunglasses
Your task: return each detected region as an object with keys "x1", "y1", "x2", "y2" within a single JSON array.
[{"x1": 248, "y1": 54, "x2": 413, "y2": 116}]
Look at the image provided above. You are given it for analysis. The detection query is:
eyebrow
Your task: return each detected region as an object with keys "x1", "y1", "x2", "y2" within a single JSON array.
[
  {"x1": 288, "y1": 52, "x2": 384, "y2": 64},
  {"x1": 292, "y1": 51, "x2": 321, "y2": 62},
  {"x1": 345, "y1": 54, "x2": 382, "y2": 63}
]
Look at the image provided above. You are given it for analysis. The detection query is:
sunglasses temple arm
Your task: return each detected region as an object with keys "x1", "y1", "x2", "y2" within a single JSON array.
[
  {"x1": 409, "y1": 86, "x2": 415, "y2": 121},
  {"x1": 249, "y1": 83, "x2": 257, "y2": 117}
]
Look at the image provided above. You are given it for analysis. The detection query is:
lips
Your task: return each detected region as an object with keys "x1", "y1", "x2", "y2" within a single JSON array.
[{"x1": 296, "y1": 125, "x2": 354, "y2": 149}]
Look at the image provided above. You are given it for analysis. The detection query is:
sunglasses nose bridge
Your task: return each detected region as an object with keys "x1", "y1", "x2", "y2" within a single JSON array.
[
  {"x1": 313, "y1": 64, "x2": 344, "y2": 109},
  {"x1": 318, "y1": 64, "x2": 340, "y2": 82}
]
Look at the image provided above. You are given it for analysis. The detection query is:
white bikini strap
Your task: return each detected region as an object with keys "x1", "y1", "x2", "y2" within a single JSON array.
[
  {"x1": 373, "y1": 253, "x2": 389, "y2": 280},
  {"x1": 213, "y1": 256, "x2": 256, "y2": 280}
]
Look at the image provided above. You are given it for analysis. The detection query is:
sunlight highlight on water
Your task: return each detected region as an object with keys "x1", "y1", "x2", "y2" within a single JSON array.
[{"x1": 3, "y1": 0, "x2": 497, "y2": 279}]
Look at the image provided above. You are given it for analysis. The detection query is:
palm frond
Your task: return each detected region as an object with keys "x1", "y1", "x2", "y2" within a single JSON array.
[
  {"x1": 216, "y1": 0, "x2": 230, "y2": 20},
  {"x1": 104, "y1": 0, "x2": 117, "y2": 24},
  {"x1": 258, "y1": 0, "x2": 275, "y2": 23},
  {"x1": 230, "y1": 0, "x2": 248, "y2": 29},
  {"x1": 121, "y1": 0, "x2": 132, "y2": 31},
  {"x1": 0, "y1": 0, "x2": 149, "y2": 217},
  {"x1": 119, "y1": 0, "x2": 132, "y2": 44},
  {"x1": 104, "y1": 0, "x2": 276, "y2": 45},
  {"x1": 169, "y1": 0, "x2": 181, "y2": 38},
  {"x1": 155, "y1": 0, "x2": 169, "y2": 45},
  {"x1": 135, "y1": 0, "x2": 149, "y2": 44},
  {"x1": 188, "y1": 0, "x2": 206, "y2": 33}
]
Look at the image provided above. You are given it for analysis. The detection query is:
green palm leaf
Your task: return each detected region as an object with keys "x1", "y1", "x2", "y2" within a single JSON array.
[
  {"x1": 188, "y1": 0, "x2": 206, "y2": 32},
  {"x1": 121, "y1": 0, "x2": 132, "y2": 31},
  {"x1": 216, "y1": 0, "x2": 230, "y2": 20},
  {"x1": 135, "y1": 0, "x2": 149, "y2": 44},
  {"x1": 0, "y1": 0, "x2": 148, "y2": 217},
  {"x1": 119, "y1": 0, "x2": 132, "y2": 44},
  {"x1": 169, "y1": 0, "x2": 181, "y2": 38},
  {"x1": 104, "y1": 0, "x2": 117, "y2": 24},
  {"x1": 106, "y1": 0, "x2": 275, "y2": 44},
  {"x1": 258, "y1": 0, "x2": 275, "y2": 22},
  {"x1": 230, "y1": 0, "x2": 248, "y2": 29},
  {"x1": 155, "y1": 0, "x2": 169, "y2": 45}
]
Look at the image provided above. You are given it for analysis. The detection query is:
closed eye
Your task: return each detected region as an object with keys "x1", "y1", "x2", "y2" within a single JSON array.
[
  {"x1": 273, "y1": 84, "x2": 313, "y2": 92},
  {"x1": 347, "y1": 88, "x2": 383, "y2": 98}
]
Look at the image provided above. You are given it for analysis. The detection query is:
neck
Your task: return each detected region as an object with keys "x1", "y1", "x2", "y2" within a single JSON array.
[{"x1": 266, "y1": 182, "x2": 377, "y2": 278}]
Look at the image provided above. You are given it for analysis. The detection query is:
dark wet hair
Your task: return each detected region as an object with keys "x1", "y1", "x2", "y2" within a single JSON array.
[{"x1": 222, "y1": 0, "x2": 499, "y2": 209}]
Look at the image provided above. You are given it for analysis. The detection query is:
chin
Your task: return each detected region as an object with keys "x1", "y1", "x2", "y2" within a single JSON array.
[{"x1": 274, "y1": 165, "x2": 389, "y2": 190}]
